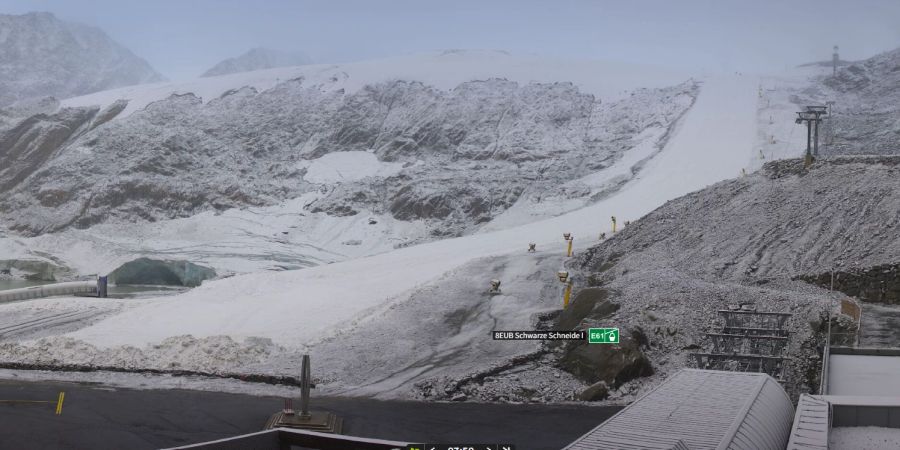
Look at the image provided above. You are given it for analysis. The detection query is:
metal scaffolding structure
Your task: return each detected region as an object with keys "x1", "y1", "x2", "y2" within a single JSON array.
[
  {"x1": 708, "y1": 333, "x2": 789, "y2": 356},
  {"x1": 691, "y1": 353, "x2": 787, "y2": 379},
  {"x1": 692, "y1": 310, "x2": 793, "y2": 380},
  {"x1": 718, "y1": 310, "x2": 792, "y2": 335}
]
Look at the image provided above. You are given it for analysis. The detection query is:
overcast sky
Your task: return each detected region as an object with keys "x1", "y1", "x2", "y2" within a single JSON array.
[{"x1": 2, "y1": 0, "x2": 899, "y2": 80}]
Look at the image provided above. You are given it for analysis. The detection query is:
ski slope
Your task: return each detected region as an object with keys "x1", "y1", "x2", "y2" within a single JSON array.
[{"x1": 66, "y1": 74, "x2": 759, "y2": 349}]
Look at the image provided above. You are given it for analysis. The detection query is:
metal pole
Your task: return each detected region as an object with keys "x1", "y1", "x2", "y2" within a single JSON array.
[
  {"x1": 828, "y1": 267, "x2": 834, "y2": 345},
  {"x1": 806, "y1": 121, "x2": 812, "y2": 157},
  {"x1": 98, "y1": 276, "x2": 108, "y2": 298},
  {"x1": 813, "y1": 119, "x2": 820, "y2": 157},
  {"x1": 300, "y1": 354, "x2": 311, "y2": 419}
]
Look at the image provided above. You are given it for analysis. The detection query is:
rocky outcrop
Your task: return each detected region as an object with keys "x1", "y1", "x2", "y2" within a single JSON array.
[
  {"x1": 578, "y1": 381, "x2": 610, "y2": 401},
  {"x1": 0, "y1": 77, "x2": 697, "y2": 239},
  {"x1": 558, "y1": 334, "x2": 654, "y2": 387},
  {"x1": 0, "y1": 96, "x2": 60, "y2": 127},
  {"x1": 799, "y1": 263, "x2": 900, "y2": 304},
  {"x1": 0, "y1": 106, "x2": 99, "y2": 192},
  {"x1": 556, "y1": 287, "x2": 619, "y2": 331},
  {"x1": 556, "y1": 288, "x2": 652, "y2": 388}
]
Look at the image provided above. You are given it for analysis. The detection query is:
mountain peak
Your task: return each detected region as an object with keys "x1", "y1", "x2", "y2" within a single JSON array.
[
  {"x1": 201, "y1": 47, "x2": 310, "y2": 77},
  {"x1": 0, "y1": 11, "x2": 164, "y2": 106}
]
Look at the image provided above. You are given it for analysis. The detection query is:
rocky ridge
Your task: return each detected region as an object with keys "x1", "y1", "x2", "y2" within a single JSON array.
[{"x1": 0, "y1": 77, "x2": 697, "y2": 241}]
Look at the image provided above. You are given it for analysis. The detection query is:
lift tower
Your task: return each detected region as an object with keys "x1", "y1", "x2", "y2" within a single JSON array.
[
  {"x1": 832, "y1": 45, "x2": 840, "y2": 76},
  {"x1": 796, "y1": 105, "x2": 828, "y2": 166}
]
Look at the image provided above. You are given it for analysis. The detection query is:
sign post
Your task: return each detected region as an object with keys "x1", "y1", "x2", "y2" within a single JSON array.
[{"x1": 589, "y1": 328, "x2": 620, "y2": 344}]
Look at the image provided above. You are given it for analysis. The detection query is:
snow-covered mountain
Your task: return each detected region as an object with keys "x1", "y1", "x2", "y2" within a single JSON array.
[
  {"x1": 798, "y1": 46, "x2": 900, "y2": 156},
  {"x1": 564, "y1": 156, "x2": 900, "y2": 399},
  {"x1": 0, "y1": 12, "x2": 164, "y2": 107},
  {"x1": 0, "y1": 73, "x2": 809, "y2": 403},
  {"x1": 0, "y1": 52, "x2": 696, "y2": 277},
  {"x1": 201, "y1": 47, "x2": 310, "y2": 77},
  {"x1": 1, "y1": 32, "x2": 894, "y2": 405}
]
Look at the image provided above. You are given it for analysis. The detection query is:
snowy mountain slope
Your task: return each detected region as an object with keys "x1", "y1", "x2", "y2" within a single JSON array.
[
  {"x1": 0, "y1": 96, "x2": 61, "y2": 130},
  {"x1": 566, "y1": 156, "x2": 900, "y2": 397},
  {"x1": 2, "y1": 79, "x2": 694, "y2": 236},
  {"x1": 0, "y1": 52, "x2": 697, "y2": 281},
  {"x1": 201, "y1": 47, "x2": 310, "y2": 77},
  {"x1": 60, "y1": 51, "x2": 688, "y2": 119},
  {"x1": 796, "y1": 46, "x2": 900, "y2": 156},
  {"x1": 0, "y1": 12, "x2": 163, "y2": 107},
  {"x1": 0, "y1": 75, "x2": 760, "y2": 359},
  {"x1": 0, "y1": 105, "x2": 678, "y2": 277},
  {"x1": 586, "y1": 156, "x2": 900, "y2": 281},
  {"x1": 0, "y1": 192, "x2": 428, "y2": 276},
  {"x1": 755, "y1": 67, "x2": 824, "y2": 163}
]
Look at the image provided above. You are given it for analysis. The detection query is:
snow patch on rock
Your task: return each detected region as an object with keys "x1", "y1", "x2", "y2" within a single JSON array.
[{"x1": 302, "y1": 151, "x2": 404, "y2": 184}]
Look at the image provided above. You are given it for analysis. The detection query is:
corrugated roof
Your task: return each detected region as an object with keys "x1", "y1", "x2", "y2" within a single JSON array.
[
  {"x1": 786, "y1": 395, "x2": 829, "y2": 450},
  {"x1": 563, "y1": 369, "x2": 794, "y2": 450}
]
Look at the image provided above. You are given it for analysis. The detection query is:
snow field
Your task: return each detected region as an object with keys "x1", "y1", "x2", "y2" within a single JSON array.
[{"x1": 63, "y1": 74, "x2": 761, "y2": 351}]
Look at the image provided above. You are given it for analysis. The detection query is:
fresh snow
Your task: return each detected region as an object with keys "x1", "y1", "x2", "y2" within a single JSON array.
[
  {"x1": 0, "y1": 192, "x2": 427, "y2": 276},
  {"x1": 480, "y1": 125, "x2": 669, "y2": 231},
  {"x1": 62, "y1": 74, "x2": 764, "y2": 349},
  {"x1": 60, "y1": 50, "x2": 689, "y2": 120},
  {"x1": 828, "y1": 354, "x2": 900, "y2": 396},
  {"x1": 3, "y1": 61, "x2": 697, "y2": 276},
  {"x1": 830, "y1": 427, "x2": 900, "y2": 450},
  {"x1": 0, "y1": 12, "x2": 163, "y2": 106},
  {"x1": 0, "y1": 368, "x2": 303, "y2": 398},
  {"x1": 301, "y1": 151, "x2": 405, "y2": 184}
]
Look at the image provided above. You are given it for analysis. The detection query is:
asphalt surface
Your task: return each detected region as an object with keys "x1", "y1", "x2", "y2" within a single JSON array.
[{"x1": 0, "y1": 379, "x2": 621, "y2": 450}]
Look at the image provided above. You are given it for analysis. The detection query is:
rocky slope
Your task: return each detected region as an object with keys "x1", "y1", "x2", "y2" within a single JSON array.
[
  {"x1": 201, "y1": 47, "x2": 310, "y2": 77},
  {"x1": 0, "y1": 74, "x2": 696, "y2": 240},
  {"x1": 798, "y1": 47, "x2": 900, "y2": 156},
  {"x1": 554, "y1": 157, "x2": 900, "y2": 398},
  {"x1": 0, "y1": 12, "x2": 163, "y2": 107}
]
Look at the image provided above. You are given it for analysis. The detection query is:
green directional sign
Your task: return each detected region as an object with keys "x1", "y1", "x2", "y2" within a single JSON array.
[{"x1": 589, "y1": 327, "x2": 619, "y2": 344}]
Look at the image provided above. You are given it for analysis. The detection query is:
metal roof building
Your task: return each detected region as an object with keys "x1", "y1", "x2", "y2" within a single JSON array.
[
  {"x1": 787, "y1": 394, "x2": 900, "y2": 449},
  {"x1": 563, "y1": 369, "x2": 795, "y2": 450}
]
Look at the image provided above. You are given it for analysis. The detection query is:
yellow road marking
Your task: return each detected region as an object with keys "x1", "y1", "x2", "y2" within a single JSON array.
[
  {"x1": 55, "y1": 392, "x2": 64, "y2": 415},
  {"x1": 0, "y1": 392, "x2": 66, "y2": 414}
]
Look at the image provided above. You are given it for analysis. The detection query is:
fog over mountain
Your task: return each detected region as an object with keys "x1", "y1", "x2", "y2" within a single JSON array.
[
  {"x1": 0, "y1": 12, "x2": 164, "y2": 106},
  {"x1": 201, "y1": 47, "x2": 310, "y2": 77}
]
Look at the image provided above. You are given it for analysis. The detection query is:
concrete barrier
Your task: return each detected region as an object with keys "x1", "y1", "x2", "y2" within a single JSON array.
[{"x1": 0, "y1": 280, "x2": 98, "y2": 302}]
